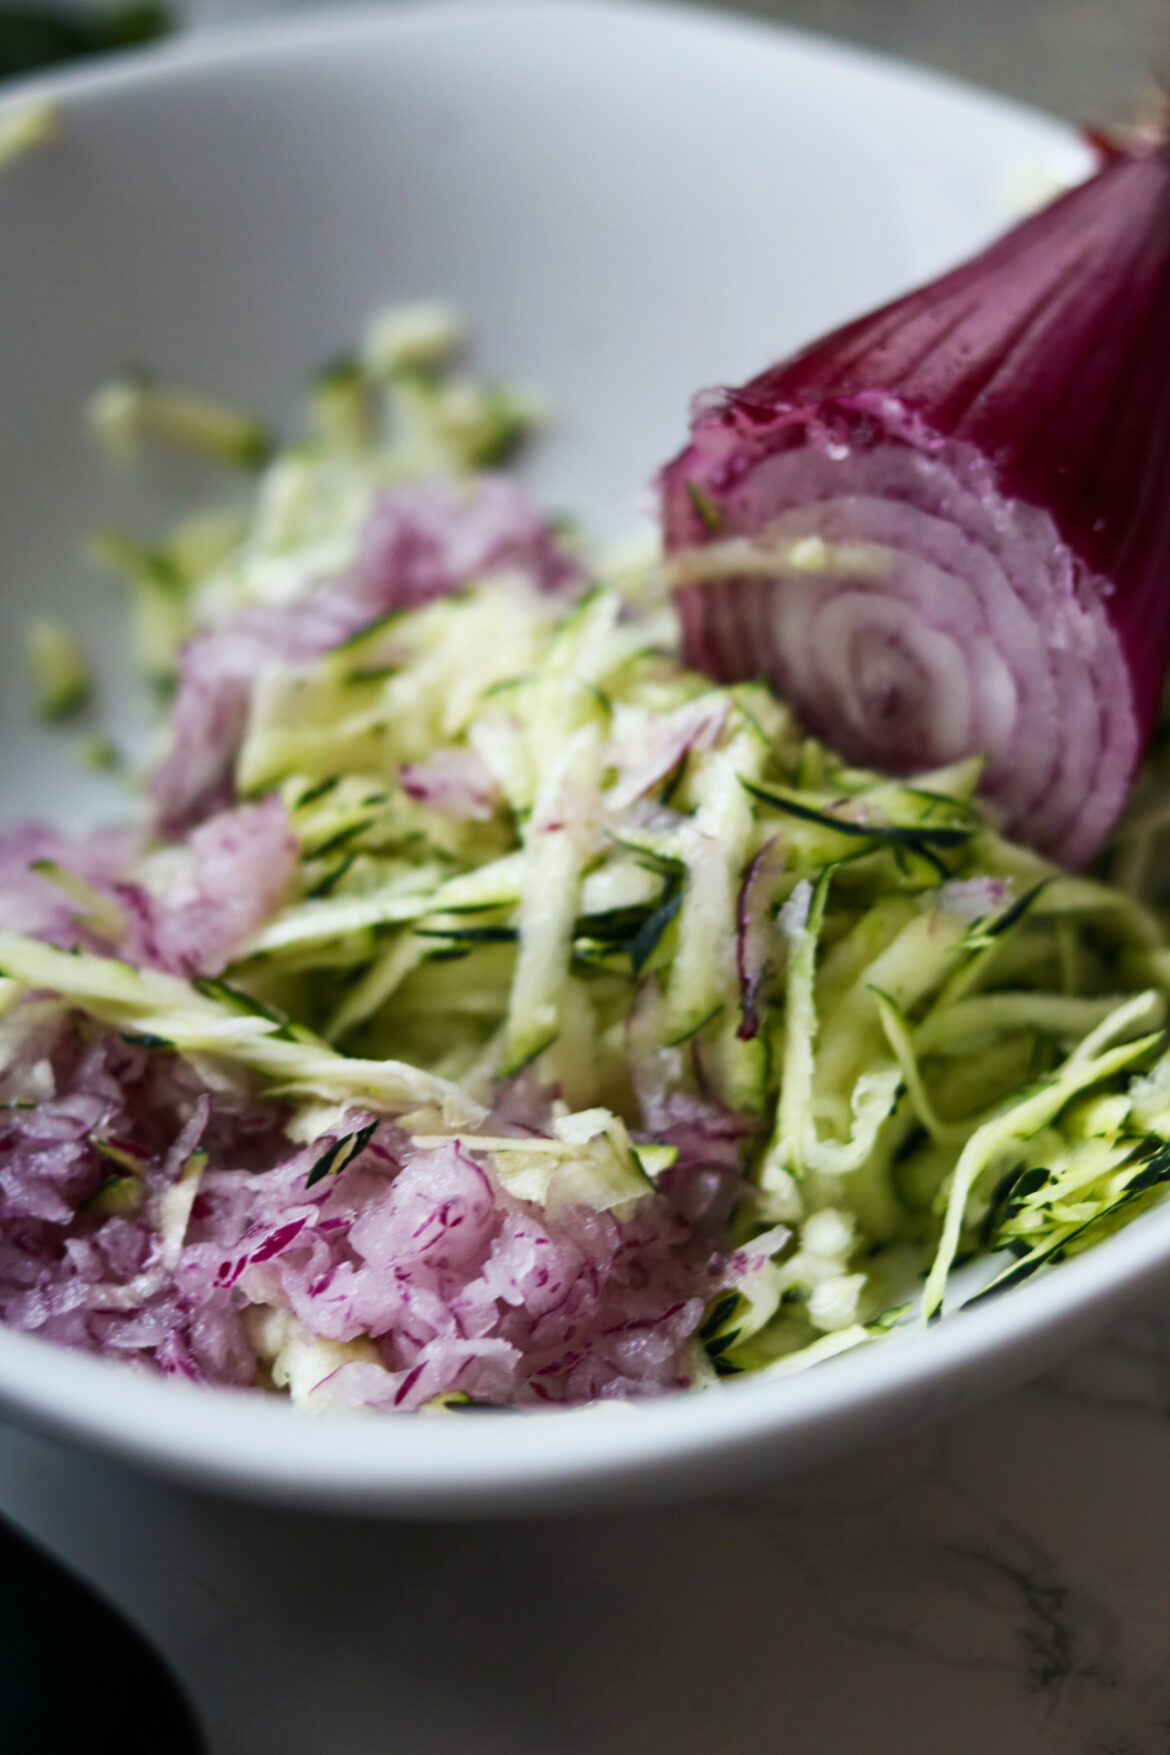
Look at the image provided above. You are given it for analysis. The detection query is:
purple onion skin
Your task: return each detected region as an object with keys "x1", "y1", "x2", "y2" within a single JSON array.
[
  {"x1": 662, "y1": 143, "x2": 1170, "y2": 851},
  {"x1": 736, "y1": 837, "x2": 788, "y2": 1040}
]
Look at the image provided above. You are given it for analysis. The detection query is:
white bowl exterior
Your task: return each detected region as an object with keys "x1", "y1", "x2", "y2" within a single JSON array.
[{"x1": 0, "y1": 0, "x2": 1140, "y2": 1512}]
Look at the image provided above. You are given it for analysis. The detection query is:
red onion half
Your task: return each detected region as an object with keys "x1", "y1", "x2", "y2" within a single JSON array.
[{"x1": 661, "y1": 143, "x2": 1170, "y2": 867}]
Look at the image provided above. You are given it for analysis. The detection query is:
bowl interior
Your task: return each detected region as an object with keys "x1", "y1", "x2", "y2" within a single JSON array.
[
  {"x1": 0, "y1": 0, "x2": 1131, "y2": 1511},
  {"x1": 0, "y1": 0, "x2": 1087, "y2": 824}
]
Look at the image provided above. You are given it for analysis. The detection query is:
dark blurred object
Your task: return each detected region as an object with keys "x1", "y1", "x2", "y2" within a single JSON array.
[
  {"x1": 0, "y1": 1513, "x2": 205, "y2": 1754},
  {"x1": 0, "y1": 4, "x2": 170, "y2": 80}
]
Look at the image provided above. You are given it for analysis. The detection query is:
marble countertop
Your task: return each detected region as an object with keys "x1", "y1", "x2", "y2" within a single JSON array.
[
  {"x1": 3, "y1": 1285, "x2": 1170, "y2": 1753},
  {"x1": 720, "y1": 0, "x2": 1167, "y2": 125}
]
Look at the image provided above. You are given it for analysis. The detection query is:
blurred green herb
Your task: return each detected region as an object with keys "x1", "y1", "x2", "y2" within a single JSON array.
[{"x1": 0, "y1": 6, "x2": 170, "y2": 82}]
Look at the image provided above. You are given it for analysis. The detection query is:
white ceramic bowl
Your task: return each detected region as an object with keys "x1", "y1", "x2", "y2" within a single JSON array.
[{"x1": 0, "y1": 0, "x2": 1158, "y2": 1515}]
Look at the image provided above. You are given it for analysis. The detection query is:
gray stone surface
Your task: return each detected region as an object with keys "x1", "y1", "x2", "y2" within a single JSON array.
[{"x1": 713, "y1": 0, "x2": 1167, "y2": 121}]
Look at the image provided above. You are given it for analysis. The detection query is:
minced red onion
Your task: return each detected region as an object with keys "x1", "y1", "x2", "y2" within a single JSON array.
[
  {"x1": 154, "y1": 477, "x2": 580, "y2": 834},
  {"x1": 399, "y1": 747, "x2": 502, "y2": 822},
  {"x1": 0, "y1": 798, "x2": 297, "y2": 978},
  {"x1": 0, "y1": 1011, "x2": 741, "y2": 1407}
]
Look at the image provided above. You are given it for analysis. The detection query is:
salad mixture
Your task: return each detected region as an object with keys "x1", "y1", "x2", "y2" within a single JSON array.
[{"x1": 3, "y1": 142, "x2": 1170, "y2": 1414}]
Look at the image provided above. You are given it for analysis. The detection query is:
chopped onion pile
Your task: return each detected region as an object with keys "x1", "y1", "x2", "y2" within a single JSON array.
[
  {"x1": 0, "y1": 1014, "x2": 728, "y2": 1408},
  {"x1": 662, "y1": 141, "x2": 1170, "y2": 869},
  {"x1": 4, "y1": 302, "x2": 1170, "y2": 1414}
]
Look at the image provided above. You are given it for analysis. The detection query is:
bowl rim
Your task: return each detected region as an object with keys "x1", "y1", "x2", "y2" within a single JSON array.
[
  {"x1": 0, "y1": 0, "x2": 1086, "y2": 134},
  {"x1": 0, "y1": 0, "x2": 1150, "y2": 1514}
]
